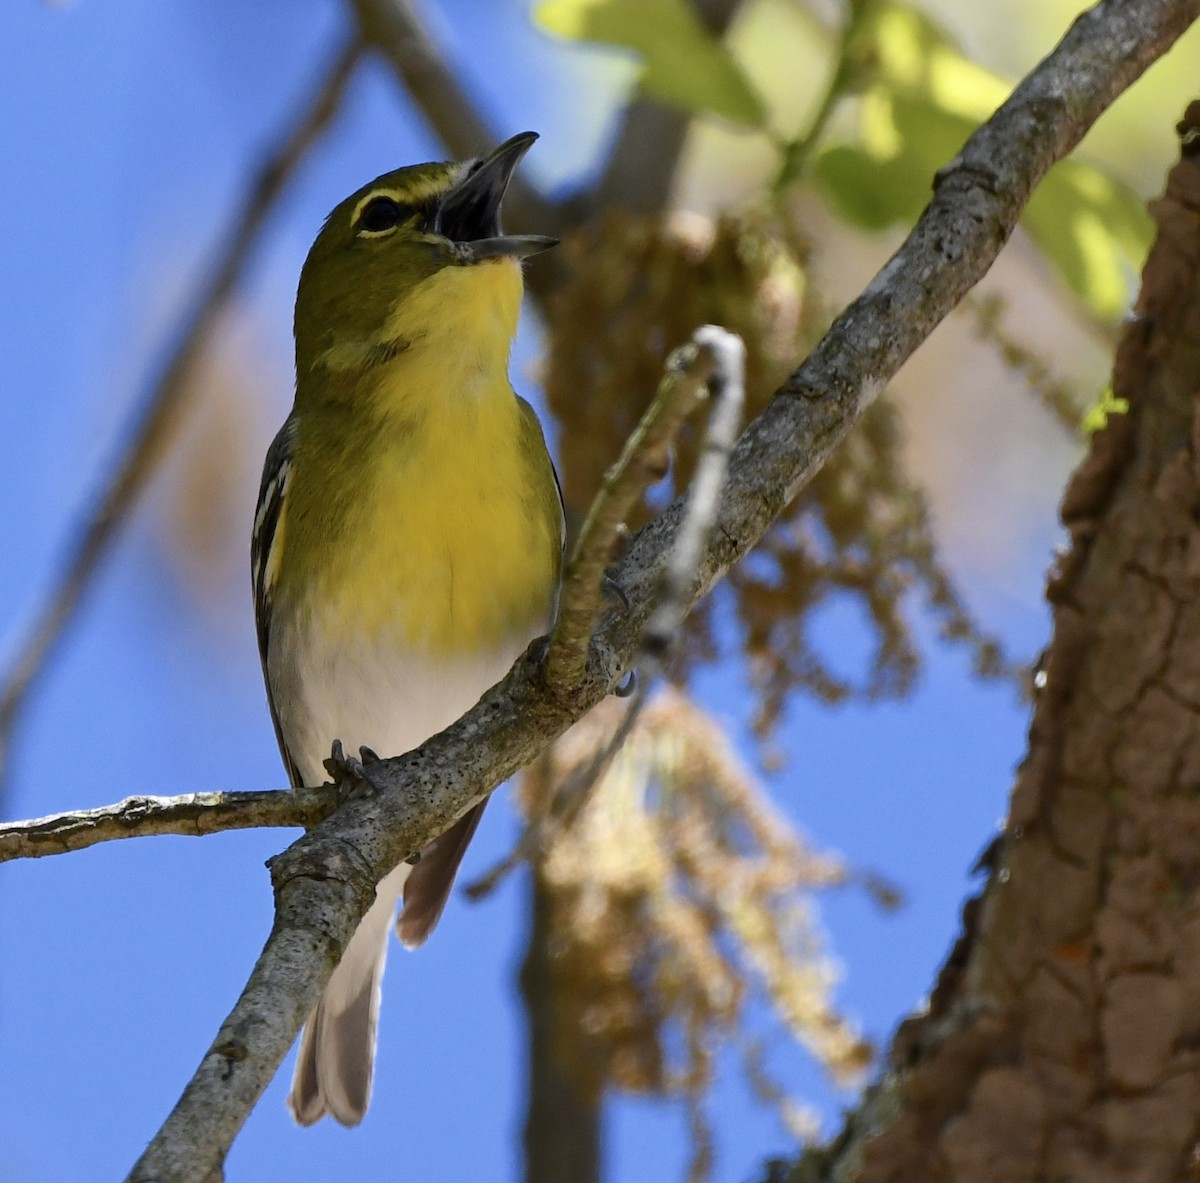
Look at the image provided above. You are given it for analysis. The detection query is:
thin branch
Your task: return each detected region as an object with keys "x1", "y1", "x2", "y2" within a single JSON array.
[
  {"x1": 0, "y1": 40, "x2": 363, "y2": 795},
  {"x1": 0, "y1": 788, "x2": 337, "y2": 864},
  {"x1": 643, "y1": 325, "x2": 746, "y2": 664},
  {"x1": 547, "y1": 326, "x2": 745, "y2": 836},
  {"x1": 126, "y1": 3, "x2": 1200, "y2": 1179},
  {"x1": 544, "y1": 334, "x2": 718, "y2": 696},
  {"x1": 775, "y1": 0, "x2": 868, "y2": 189},
  {"x1": 467, "y1": 325, "x2": 747, "y2": 899},
  {"x1": 348, "y1": 0, "x2": 561, "y2": 237}
]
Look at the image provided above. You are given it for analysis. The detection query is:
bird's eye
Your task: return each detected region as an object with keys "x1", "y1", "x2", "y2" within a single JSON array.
[{"x1": 357, "y1": 196, "x2": 404, "y2": 234}]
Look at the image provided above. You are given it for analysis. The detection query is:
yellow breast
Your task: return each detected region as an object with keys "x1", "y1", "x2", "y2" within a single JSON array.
[
  {"x1": 343, "y1": 392, "x2": 558, "y2": 654},
  {"x1": 282, "y1": 261, "x2": 560, "y2": 657}
]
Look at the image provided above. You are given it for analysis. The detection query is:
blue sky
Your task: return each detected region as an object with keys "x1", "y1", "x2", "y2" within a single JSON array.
[{"x1": 0, "y1": 1, "x2": 1167, "y2": 1180}]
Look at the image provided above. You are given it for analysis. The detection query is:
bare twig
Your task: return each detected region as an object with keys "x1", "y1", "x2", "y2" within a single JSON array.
[
  {"x1": 126, "y1": 4, "x2": 1200, "y2": 1179},
  {"x1": 775, "y1": 0, "x2": 869, "y2": 189},
  {"x1": 544, "y1": 335, "x2": 718, "y2": 696},
  {"x1": 467, "y1": 326, "x2": 746, "y2": 900},
  {"x1": 542, "y1": 327, "x2": 745, "y2": 832},
  {"x1": 0, "y1": 40, "x2": 363, "y2": 794},
  {"x1": 643, "y1": 325, "x2": 746, "y2": 664},
  {"x1": 0, "y1": 787, "x2": 337, "y2": 864},
  {"x1": 348, "y1": 0, "x2": 561, "y2": 237}
]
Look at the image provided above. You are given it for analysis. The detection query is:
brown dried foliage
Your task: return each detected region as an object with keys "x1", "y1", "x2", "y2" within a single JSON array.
[
  {"x1": 543, "y1": 207, "x2": 1016, "y2": 736},
  {"x1": 525, "y1": 692, "x2": 872, "y2": 1122}
]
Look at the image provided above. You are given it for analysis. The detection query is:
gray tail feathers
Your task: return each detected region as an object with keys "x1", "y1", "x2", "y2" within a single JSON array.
[
  {"x1": 287, "y1": 862, "x2": 411, "y2": 1127},
  {"x1": 286, "y1": 801, "x2": 488, "y2": 1125},
  {"x1": 398, "y1": 800, "x2": 487, "y2": 947}
]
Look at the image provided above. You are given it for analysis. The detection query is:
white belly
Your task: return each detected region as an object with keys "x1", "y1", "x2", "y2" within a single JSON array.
[{"x1": 268, "y1": 608, "x2": 534, "y2": 787}]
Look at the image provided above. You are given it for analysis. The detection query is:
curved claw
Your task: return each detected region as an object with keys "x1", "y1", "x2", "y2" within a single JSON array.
[
  {"x1": 322, "y1": 738, "x2": 385, "y2": 796},
  {"x1": 601, "y1": 573, "x2": 630, "y2": 613}
]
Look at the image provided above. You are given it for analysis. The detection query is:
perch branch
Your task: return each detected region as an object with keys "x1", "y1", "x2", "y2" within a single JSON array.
[{"x1": 0, "y1": 788, "x2": 336, "y2": 864}]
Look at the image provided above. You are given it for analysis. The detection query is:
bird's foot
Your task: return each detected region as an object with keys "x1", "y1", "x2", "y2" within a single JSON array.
[
  {"x1": 601, "y1": 572, "x2": 630, "y2": 613},
  {"x1": 323, "y1": 739, "x2": 387, "y2": 797},
  {"x1": 613, "y1": 668, "x2": 639, "y2": 698}
]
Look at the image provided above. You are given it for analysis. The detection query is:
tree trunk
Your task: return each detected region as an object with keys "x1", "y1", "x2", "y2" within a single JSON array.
[
  {"x1": 782, "y1": 102, "x2": 1200, "y2": 1183},
  {"x1": 520, "y1": 869, "x2": 603, "y2": 1183}
]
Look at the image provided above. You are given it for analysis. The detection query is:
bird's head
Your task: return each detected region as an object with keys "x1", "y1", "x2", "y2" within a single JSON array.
[{"x1": 294, "y1": 131, "x2": 555, "y2": 377}]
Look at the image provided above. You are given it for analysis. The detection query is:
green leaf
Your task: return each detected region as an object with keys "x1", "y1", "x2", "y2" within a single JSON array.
[
  {"x1": 1081, "y1": 384, "x2": 1129, "y2": 435},
  {"x1": 1024, "y1": 160, "x2": 1152, "y2": 322},
  {"x1": 814, "y1": 0, "x2": 1151, "y2": 322},
  {"x1": 535, "y1": 0, "x2": 768, "y2": 128},
  {"x1": 813, "y1": 91, "x2": 974, "y2": 231},
  {"x1": 812, "y1": 145, "x2": 925, "y2": 230},
  {"x1": 849, "y1": 0, "x2": 1008, "y2": 119}
]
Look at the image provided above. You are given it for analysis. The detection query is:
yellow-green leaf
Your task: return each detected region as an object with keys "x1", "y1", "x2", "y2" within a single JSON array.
[
  {"x1": 1024, "y1": 160, "x2": 1151, "y2": 322},
  {"x1": 813, "y1": 90, "x2": 973, "y2": 231},
  {"x1": 812, "y1": 144, "x2": 924, "y2": 230},
  {"x1": 849, "y1": 0, "x2": 1008, "y2": 119},
  {"x1": 1081, "y1": 384, "x2": 1129, "y2": 434},
  {"x1": 535, "y1": 0, "x2": 768, "y2": 128},
  {"x1": 813, "y1": 0, "x2": 1152, "y2": 322}
]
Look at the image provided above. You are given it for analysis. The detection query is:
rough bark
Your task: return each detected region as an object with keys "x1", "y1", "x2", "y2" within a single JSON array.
[{"x1": 794, "y1": 101, "x2": 1200, "y2": 1183}]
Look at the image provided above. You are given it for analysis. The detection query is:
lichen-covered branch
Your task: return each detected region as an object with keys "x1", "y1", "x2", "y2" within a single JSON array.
[
  {"x1": 125, "y1": 3, "x2": 1200, "y2": 1179},
  {"x1": 0, "y1": 788, "x2": 336, "y2": 864},
  {"x1": 0, "y1": 39, "x2": 363, "y2": 793}
]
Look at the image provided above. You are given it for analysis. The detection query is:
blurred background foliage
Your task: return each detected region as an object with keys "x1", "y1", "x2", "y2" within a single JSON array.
[{"x1": 1, "y1": 0, "x2": 1195, "y2": 1181}]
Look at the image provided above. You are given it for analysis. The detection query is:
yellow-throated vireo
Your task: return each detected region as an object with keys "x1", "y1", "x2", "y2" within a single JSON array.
[{"x1": 251, "y1": 132, "x2": 563, "y2": 1127}]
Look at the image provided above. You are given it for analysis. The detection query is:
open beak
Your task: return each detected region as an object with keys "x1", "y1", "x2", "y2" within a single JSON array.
[{"x1": 435, "y1": 131, "x2": 559, "y2": 262}]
